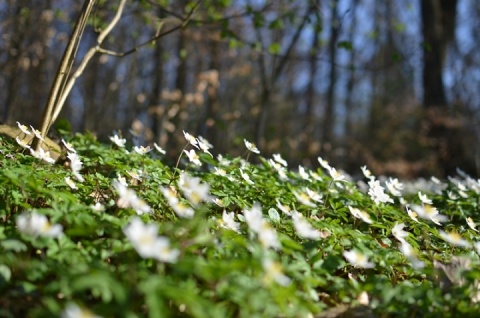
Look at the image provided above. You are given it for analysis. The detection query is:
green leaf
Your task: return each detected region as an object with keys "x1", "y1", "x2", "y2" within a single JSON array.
[
  {"x1": 268, "y1": 43, "x2": 281, "y2": 55},
  {"x1": 1, "y1": 239, "x2": 27, "y2": 252}
]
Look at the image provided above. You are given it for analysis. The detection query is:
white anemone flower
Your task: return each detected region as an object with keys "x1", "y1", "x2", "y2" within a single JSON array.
[
  {"x1": 15, "y1": 137, "x2": 31, "y2": 149},
  {"x1": 133, "y1": 145, "x2": 152, "y2": 155},
  {"x1": 243, "y1": 139, "x2": 260, "y2": 154},
  {"x1": 418, "y1": 191, "x2": 433, "y2": 205},
  {"x1": 410, "y1": 204, "x2": 447, "y2": 225},
  {"x1": 391, "y1": 223, "x2": 409, "y2": 242},
  {"x1": 113, "y1": 181, "x2": 151, "y2": 215},
  {"x1": 68, "y1": 152, "x2": 84, "y2": 182},
  {"x1": 399, "y1": 241, "x2": 425, "y2": 269},
  {"x1": 65, "y1": 177, "x2": 78, "y2": 190},
  {"x1": 262, "y1": 258, "x2": 291, "y2": 286},
  {"x1": 109, "y1": 134, "x2": 126, "y2": 147},
  {"x1": 61, "y1": 303, "x2": 102, "y2": 318},
  {"x1": 183, "y1": 149, "x2": 202, "y2": 166},
  {"x1": 178, "y1": 173, "x2": 213, "y2": 206},
  {"x1": 343, "y1": 250, "x2": 375, "y2": 269},
  {"x1": 17, "y1": 212, "x2": 63, "y2": 238},
  {"x1": 183, "y1": 130, "x2": 199, "y2": 149},
  {"x1": 272, "y1": 154, "x2": 287, "y2": 167},
  {"x1": 30, "y1": 147, "x2": 55, "y2": 164},
  {"x1": 348, "y1": 206, "x2": 373, "y2": 224},
  {"x1": 467, "y1": 217, "x2": 478, "y2": 232},
  {"x1": 153, "y1": 142, "x2": 166, "y2": 155},
  {"x1": 62, "y1": 139, "x2": 76, "y2": 153},
  {"x1": 292, "y1": 212, "x2": 323, "y2": 240},
  {"x1": 221, "y1": 210, "x2": 241, "y2": 233},
  {"x1": 123, "y1": 217, "x2": 179, "y2": 263},
  {"x1": 16, "y1": 121, "x2": 31, "y2": 135},
  {"x1": 439, "y1": 231, "x2": 471, "y2": 248}
]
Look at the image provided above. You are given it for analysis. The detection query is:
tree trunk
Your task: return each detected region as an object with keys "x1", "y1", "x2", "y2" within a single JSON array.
[{"x1": 421, "y1": 0, "x2": 459, "y2": 176}]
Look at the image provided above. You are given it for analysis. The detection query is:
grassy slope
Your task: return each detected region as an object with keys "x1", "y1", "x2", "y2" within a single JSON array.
[{"x1": 0, "y1": 133, "x2": 480, "y2": 317}]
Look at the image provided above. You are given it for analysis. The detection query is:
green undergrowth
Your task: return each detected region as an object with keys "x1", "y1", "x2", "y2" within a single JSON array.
[{"x1": 1, "y1": 132, "x2": 480, "y2": 317}]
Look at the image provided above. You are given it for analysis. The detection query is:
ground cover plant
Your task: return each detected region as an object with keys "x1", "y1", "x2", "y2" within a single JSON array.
[{"x1": 1, "y1": 125, "x2": 480, "y2": 317}]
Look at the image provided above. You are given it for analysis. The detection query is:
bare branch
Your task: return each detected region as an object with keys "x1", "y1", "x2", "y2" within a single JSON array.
[
  {"x1": 52, "y1": 0, "x2": 128, "y2": 123},
  {"x1": 95, "y1": 0, "x2": 203, "y2": 58}
]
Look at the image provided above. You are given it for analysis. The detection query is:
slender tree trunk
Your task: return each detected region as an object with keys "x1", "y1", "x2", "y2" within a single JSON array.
[
  {"x1": 301, "y1": 0, "x2": 321, "y2": 157},
  {"x1": 321, "y1": 0, "x2": 339, "y2": 157},
  {"x1": 421, "y1": 0, "x2": 459, "y2": 176}
]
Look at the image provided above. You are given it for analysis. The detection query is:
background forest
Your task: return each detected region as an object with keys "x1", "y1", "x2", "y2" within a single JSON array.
[{"x1": 1, "y1": 0, "x2": 478, "y2": 178}]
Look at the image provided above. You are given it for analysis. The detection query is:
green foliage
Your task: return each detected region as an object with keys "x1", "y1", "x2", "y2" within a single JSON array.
[{"x1": 1, "y1": 133, "x2": 480, "y2": 317}]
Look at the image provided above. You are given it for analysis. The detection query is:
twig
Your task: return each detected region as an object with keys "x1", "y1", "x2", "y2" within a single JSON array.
[{"x1": 52, "y1": 0, "x2": 128, "y2": 123}]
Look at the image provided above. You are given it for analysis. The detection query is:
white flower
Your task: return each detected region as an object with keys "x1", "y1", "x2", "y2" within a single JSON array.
[
  {"x1": 272, "y1": 154, "x2": 287, "y2": 167},
  {"x1": 275, "y1": 200, "x2": 293, "y2": 216},
  {"x1": 328, "y1": 167, "x2": 345, "y2": 182},
  {"x1": 257, "y1": 222, "x2": 281, "y2": 249},
  {"x1": 16, "y1": 121, "x2": 31, "y2": 135},
  {"x1": 239, "y1": 168, "x2": 254, "y2": 185},
  {"x1": 467, "y1": 217, "x2": 479, "y2": 232},
  {"x1": 213, "y1": 167, "x2": 227, "y2": 177},
  {"x1": 367, "y1": 179, "x2": 393, "y2": 205},
  {"x1": 160, "y1": 186, "x2": 179, "y2": 206},
  {"x1": 153, "y1": 142, "x2": 166, "y2": 154},
  {"x1": 183, "y1": 130, "x2": 199, "y2": 149},
  {"x1": 183, "y1": 149, "x2": 202, "y2": 166},
  {"x1": 405, "y1": 206, "x2": 420, "y2": 223},
  {"x1": 399, "y1": 241, "x2": 425, "y2": 269},
  {"x1": 292, "y1": 212, "x2": 323, "y2": 240},
  {"x1": 293, "y1": 190, "x2": 317, "y2": 208},
  {"x1": 392, "y1": 223, "x2": 409, "y2": 242},
  {"x1": 221, "y1": 210, "x2": 240, "y2": 233},
  {"x1": 65, "y1": 177, "x2": 78, "y2": 190},
  {"x1": 418, "y1": 191, "x2": 433, "y2": 205},
  {"x1": 61, "y1": 303, "x2": 102, "y2": 318},
  {"x1": 17, "y1": 212, "x2": 63, "y2": 238},
  {"x1": 439, "y1": 231, "x2": 470, "y2": 248},
  {"x1": 317, "y1": 157, "x2": 331, "y2": 170},
  {"x1": 171, "y1": 202, "x2": 195, "y2": 218},
  {"x1": 262, "y1": 258, "x2": 291, "y2": 286},
  {"x1": 385, "y1": 178, "x2": 403, "y2": 197},
  {"x1": 133, "y1": 145, "x2": 152, "y2": 155},
  {"x1": 361, "y1": 165, "x2": 373, "y2": 179},
  {"x1": 243, "y1": 204, "x2": 280, "y2": 249},
  {"x1": 68, "y1": 152, "x2": 84, "y2": 182},
  {"x1": 298, "y1": 166, "x2": 311, "y2": 181},
  {"x1": 126, "y1": 169, "x2": 143, "y2": 183},
  {"x1": 305, "y1": 188, "x2": 323, "y2": 203},
  {"x1": 116, "y1": 174, "x2": 128, "y2": 187},
  {"x1": 30, "y1": 148, "x2": 55, "y2": 164},
  {"x1": 410, "y1": 204, "x2": 447, "y2": 225},
  {"x1": 109, "y1": 134, "x2": 126, "y2": 147},
  {"x1": 244, "y1": 139, "x2": 260, "y2": 154},
  {"x1": 244, "y1": 203, "x2": 264, "y2": 233},
  {"x1": 348, "y1": 206, "x2": 373, "y2": 224},
  {"x1": 30, "y1": 126, "x2": 44, "y2": 141},
  {"x1": 15, "y1": 137, "x2": 31, "y2": 149},
  {"x1": 113, "y1": 181, "x2": 151, "y2": 215},
  {"x1": 343, "y1": 250, "x2": 375, "y2": 268},
  {"x1": 123, "y1": 217, "x2": 180, "y2": 263},
  {"x1": 91, "y1": 202, "x2": 105, "y2": 212},
  {"x1": 62, "y1": 139, "x2": 76, "y2": 153},
  {"x1": 178, "y1": 173, "x2": 213, "y2": 206},
  {"x1": 197, "y1": 136, "x2": 213, "y2": 156}
]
